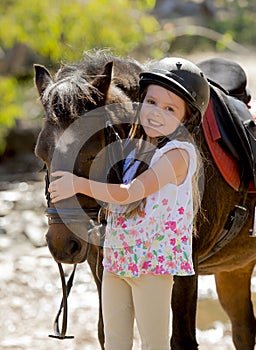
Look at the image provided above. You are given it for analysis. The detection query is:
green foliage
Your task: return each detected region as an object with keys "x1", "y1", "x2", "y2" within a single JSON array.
[
  {"x1": 0, "y1": 0, "x2": 255, "y2": 155},
  {"x1": 0, "y1": 77, "x2": 24, "y2": 153},
  {"x1": 210, "y1": 0, "x2": 256, "y2": 48},
  {"x1": 0, "y1": 0, "x2": 158, "y2": 154},
  {"x1": 0, "y1": 0, "x2": 159, "y2": 62}
]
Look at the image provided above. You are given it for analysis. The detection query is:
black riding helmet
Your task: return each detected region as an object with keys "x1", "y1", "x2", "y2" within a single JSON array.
[{"x1": 139, "y1": 57, "x2": 210, "y2": 121}]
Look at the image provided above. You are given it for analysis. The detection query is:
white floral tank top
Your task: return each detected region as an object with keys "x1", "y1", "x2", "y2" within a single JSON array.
[{"x1": 103, "y1": 140, "x2": 197, "y2": 278}]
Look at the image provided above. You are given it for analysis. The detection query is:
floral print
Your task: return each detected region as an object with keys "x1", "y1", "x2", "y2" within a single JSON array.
[{"x1": 103, "y1": 140, "x2": 197, "y2": 278}]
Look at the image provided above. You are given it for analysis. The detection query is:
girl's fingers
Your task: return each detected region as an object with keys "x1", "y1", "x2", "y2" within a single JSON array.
[
  {"x1": 48, "y1": 171, "x2": 75, "y2": 202},
  {"x1": 51, "y1": 171, "x2": 66, "y2": 177},
  {"x1": 48, "y1": 182, "x2": 56, "y2": 192},
  {"x1": 50, "y1": 191, "x2": 59, "y2": 203}
]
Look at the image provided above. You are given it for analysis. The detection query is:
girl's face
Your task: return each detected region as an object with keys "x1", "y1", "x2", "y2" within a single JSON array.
[{"x1": 140, "y1": 84, "x2": 186, "y2": 138}]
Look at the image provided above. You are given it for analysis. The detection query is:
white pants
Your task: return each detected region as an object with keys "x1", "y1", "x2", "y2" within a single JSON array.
[{"x1": 102, "y1": 271, "x2": 173, "y2": 350}]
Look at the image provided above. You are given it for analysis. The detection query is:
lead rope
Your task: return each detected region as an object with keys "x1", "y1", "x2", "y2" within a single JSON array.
[
  {"x1": 49, "y1": 263, "x2": 77, "y2": 339},
  {"x1": 44, "y1": 169, "x2": 76, "y2": 339}
]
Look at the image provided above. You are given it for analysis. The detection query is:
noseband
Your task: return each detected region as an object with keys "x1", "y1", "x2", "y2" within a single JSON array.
[{"x1": 44, "y1": 168, "x2": 102, "y2": 224}]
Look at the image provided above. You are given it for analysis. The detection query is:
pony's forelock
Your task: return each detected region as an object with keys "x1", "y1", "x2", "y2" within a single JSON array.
[{"x1": 42, "y1": 74, "x2": 102, "y2": 125}]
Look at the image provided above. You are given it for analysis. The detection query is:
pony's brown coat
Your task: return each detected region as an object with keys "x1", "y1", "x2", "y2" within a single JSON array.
[{"x1": 35, "y1": 52, "x2": 256, "y2": 350}]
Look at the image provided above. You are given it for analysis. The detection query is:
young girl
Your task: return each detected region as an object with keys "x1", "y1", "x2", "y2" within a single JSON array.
[{"x1": 49, "y1": 57, "x2": 210, "y2": 350}]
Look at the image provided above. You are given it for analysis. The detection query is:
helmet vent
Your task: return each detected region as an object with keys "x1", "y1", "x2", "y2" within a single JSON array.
[{"x1": 176, "y1": 62, "x2": 182, "y2": 70}]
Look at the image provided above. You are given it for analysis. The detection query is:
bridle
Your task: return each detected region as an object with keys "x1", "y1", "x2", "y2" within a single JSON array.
[{"x1": 44, "y1": 112, "x2": 124, "y2": 339}]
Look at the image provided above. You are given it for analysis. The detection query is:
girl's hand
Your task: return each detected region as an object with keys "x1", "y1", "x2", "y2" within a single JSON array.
[{"x1": 49, "y1": 171, "x2": 78, "y2": 203}]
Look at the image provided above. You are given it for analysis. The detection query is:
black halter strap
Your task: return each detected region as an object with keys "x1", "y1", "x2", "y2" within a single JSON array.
[
  {"x1": 104, "y1": 114, "x2": 124, "y2": 184},
  {"x1": 44, "y1": 167, "x2": 100, "y2": 225}
]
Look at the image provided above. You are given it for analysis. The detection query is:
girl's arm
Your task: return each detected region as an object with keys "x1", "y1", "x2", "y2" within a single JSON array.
[{"x1": 49, "y1": 148, "x2": 189, "y2": 204}]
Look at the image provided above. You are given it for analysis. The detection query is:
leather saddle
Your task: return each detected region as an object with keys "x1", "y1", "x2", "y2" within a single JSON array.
[{"x1": 198, "y1": 58, "x2": 256, "y2": 191}]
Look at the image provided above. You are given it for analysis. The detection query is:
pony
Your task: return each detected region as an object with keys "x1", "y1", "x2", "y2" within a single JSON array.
[{"x1": 34, "y1": 50, "x2": 256, "y2": 350}]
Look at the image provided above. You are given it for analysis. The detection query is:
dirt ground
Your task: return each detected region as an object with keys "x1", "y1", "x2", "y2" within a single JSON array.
[{"x1": 1, "y1": 50, "x2": 256, "y2": 350}]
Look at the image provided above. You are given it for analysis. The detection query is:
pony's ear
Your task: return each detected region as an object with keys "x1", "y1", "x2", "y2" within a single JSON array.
[
  {"x1": 92, "y1": 61, "x2": 113, "y2": 97},
  {"x1": 34, "y1": 64, "x2": 53, "y2": 98}
]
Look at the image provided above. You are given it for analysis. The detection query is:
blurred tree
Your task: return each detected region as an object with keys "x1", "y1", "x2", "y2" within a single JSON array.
[
  {"x1": 0, "y1": 0, "x2": 255, "y2": 156},
  {"x1": 151, "y1": 0, "x2": 256, "y2": 51},
  {"x1": 0, "y1": 0, "x2": 158, "y2": 64},
  {"x1": 0, "y1": 77, "x2": 24, "y2": 154},
  {"x1": 211, "y1": 0, "x2": 256, "y2": 47},
  {"x1": 0, "y1": 0, "x2": 159, "y2": 154}
]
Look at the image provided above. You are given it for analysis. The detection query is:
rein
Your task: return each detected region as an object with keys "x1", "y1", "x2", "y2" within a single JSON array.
[{"x1": 48, "y1": 263, "x2": 77, "y2": 339}]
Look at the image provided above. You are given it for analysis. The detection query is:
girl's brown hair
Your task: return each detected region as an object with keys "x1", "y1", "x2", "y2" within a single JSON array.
[
  {"x1": 107, "y1": 87, "x2": 203, "y2": 231},
  {"x1": 120, "y1": 97, "x2": 203, "y2": 225}
]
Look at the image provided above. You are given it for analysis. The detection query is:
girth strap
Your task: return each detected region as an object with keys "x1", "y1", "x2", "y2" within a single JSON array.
[{"x1": 199, "y1": 205, "x2": 248, "y2": 263}]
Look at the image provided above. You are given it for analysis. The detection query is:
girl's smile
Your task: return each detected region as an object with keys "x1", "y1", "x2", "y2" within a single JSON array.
[{"x1": 140, "y1": 85, "x2": 186, "y2": 138}]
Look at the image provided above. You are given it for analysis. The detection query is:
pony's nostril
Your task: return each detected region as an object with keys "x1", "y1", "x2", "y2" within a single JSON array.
[{"x1": 69, "y1": 239, "x2": 81, "y2": 255}]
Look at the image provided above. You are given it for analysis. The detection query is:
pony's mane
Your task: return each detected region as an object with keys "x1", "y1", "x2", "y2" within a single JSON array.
[
  {"x1": 42, "y1": 73, "x2": 101, "y2": 126},
  {"x1": 42, "y1": 50, "x2": 142, "y2": 126}
]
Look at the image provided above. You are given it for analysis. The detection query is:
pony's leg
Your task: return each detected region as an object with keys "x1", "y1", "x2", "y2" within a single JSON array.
[
  {"x1": 171, "y1": 274, "x2": 199, "y2": 350},
  {"x1": 87, "y1": 246, "x2": 105, "y2": 350},
  {"x1": 215, "y1": 264, "x2": 256, "y2": 350}
]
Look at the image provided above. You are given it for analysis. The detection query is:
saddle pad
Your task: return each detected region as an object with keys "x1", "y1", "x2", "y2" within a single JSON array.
[
  {"x1": 203, "y1": 99, "x2": 256, "y2": 193},
  {"x1": 202, "y1": 99, "x2": 241, "y2": 191}
]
